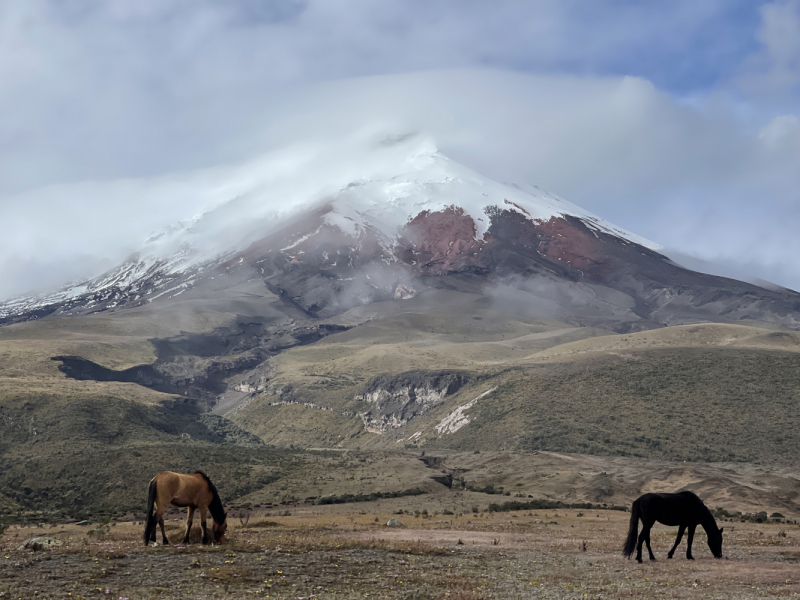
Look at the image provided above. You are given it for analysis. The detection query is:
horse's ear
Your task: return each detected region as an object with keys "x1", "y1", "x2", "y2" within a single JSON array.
[{"x1": 719, "y1": 527, "x2": 724, "y2": 534}]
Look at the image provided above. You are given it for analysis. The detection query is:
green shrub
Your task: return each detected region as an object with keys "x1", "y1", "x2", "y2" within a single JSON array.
[
  {"x1": 487, "y1": 499, "x2": 627, "y2": 513},
  {"x1": 316, "y1": 488, "x2": 425, "y2": 505}
]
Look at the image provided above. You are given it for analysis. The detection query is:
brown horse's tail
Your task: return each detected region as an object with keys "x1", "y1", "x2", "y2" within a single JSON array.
[
  {"x1": 622, "y1": 499, "x2": 640, "y2": 558},
  {"x1": 143, "y1": 478, "x2": 158, "y2": 545}
]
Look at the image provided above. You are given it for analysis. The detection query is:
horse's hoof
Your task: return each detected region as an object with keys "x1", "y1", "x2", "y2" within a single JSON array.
[
  {"x1": 667, "y1": 555, "x2": 673, "y2": 559},
  {"x1": 687, "y1": 556, "x2": 694, "y2": 560},
  {"x1": 636, "y1": 558, "x2": 642, "y2": 564}
]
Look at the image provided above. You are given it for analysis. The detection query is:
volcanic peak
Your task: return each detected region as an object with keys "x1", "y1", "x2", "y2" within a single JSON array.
[{"x1": 0, "y1": 134, "x2": 659, "y2": 321}]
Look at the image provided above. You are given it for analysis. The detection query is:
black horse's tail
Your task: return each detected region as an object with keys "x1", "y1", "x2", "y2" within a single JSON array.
[
  {"x1": 622, "y1": 498, "x2": 640, "y2": 558},
  {"x1": 142, "y1": 479, "x2": 158, "y2": 545}
]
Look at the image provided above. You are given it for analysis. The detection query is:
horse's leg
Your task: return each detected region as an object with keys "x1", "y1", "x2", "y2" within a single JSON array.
[
  {"x1": 199, "y1": 507, "x2": 209, "y2": 545},
  {"x1": 644, "y1": 523, "x2": 656, "y2": 561},
  {"x1": 667, "y1": 525, "x2": 686, "y2": 559},
  {"x1": 183, "y1": 506, "x2": 195, "y2": 544},
  {"x1": 148, "y1": 499, "x2": 164, "y2": 544},
  {"x1": 150, "y1": 506, "x2": 160, "y2": 544},
  {"x1": 145, "y1": 507, "x2": 155, "y2": 544},
  {"x1": 636, "y1": 520, "x2": 653, "y2": 563},
  {"x1": 158, "y1": 514, "x2": 170, "y2": 545},
  {"x1": 685, "y1": 524, "x2": 696, "y2": 560}
]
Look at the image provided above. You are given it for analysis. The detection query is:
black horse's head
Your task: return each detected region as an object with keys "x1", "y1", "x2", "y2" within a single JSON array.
[{"x1": 708, "y1": 526, "x2": 724, "y2": 558}]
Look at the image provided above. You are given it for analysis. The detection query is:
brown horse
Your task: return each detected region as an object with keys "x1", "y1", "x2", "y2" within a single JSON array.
[{"x1": 142, "y1": 471, "x2": 227, "y2": 546}]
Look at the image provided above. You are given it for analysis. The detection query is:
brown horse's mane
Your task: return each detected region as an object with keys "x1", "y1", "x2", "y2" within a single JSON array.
[{"x1": 194, "y1": 471, "x2": 226, "y2": 524}]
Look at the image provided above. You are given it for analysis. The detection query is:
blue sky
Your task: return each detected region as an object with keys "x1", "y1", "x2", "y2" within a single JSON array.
[{"x1": 1, "y1": 1, "x2": 800, "y2": 298}]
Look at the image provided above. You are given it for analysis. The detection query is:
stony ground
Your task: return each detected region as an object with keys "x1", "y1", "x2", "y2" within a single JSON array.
[{"x1": 2, "y1": 508, "x2": 800, "y2": 599}]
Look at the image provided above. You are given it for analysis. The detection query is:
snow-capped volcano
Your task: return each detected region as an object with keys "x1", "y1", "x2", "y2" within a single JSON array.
[
  {"x1": 2, "y1": 132, "x2": 800, "y2": 331},
  {"x1": 122, "y1": 133, "x2": 660, "y2": 263},
  {"x1": 281, "y1": 136, "x2": 659, "y2": 252},
  {"x1": 0, "y1": 134, "x2": 656, "y2": 318}
]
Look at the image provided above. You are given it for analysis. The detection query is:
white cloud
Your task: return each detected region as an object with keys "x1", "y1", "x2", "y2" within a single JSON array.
[
  {"x1": 0, "y1": 0, "x2": 757, "y2": 196},
  {"x1": 2, "y1": 69, "x2": 800, "y2": 298},
  {"x1": 739, "y1": 0, "x2": 800, "y2": 95},
  {"x1": 759, "y1": 113, "x2": 800, "y2": 142},
  {"x1": 2, "y1": 3, "x2": 800, "y2": 299}
]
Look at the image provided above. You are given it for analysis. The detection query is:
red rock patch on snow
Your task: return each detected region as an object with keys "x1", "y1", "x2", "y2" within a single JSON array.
[
  {"x1": 536, "y1": 216, "x2": 614, "y2": 278},
  {"x1": 398, "y1": 206, "x2": 614, "y2": 279},
  {"x1": 399, "y1": 206, "x2": 486, "y2": 274}
]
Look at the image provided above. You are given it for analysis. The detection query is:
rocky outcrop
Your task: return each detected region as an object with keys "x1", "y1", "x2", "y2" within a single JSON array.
[
  {"x1": 397, "y1": 206, "x2": 486, "y2": 274},
  {"x1": 18, "y1": 537, "x2": 63, "y2": 551},
  {"x1": 356, "y1": 371, "x2": 470, "y2": 433},
  {"x1": 435, "y1": 387, "x2": 497, "y2": 435}
]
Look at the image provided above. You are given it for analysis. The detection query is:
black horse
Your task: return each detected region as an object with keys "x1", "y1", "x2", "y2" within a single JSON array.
[{"x1": 623, "y1": 491, "x2": 723, "y2": 563}]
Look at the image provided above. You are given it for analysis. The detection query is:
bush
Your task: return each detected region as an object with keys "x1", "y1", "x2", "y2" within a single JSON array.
[
  {"x1": 466, "y1": 484, "x2": 504, "y2": 495},
  {"x1": 88, "y1": 517, "x2": 111, "y2": 539},
  {"x1": 487, "y1": 499, "x2": 627, "y2": 513},
  {"x1": 315, "y1": 488, "x2": 425, "y2": 505},
  {"x1": 248, "y1": 519, "x2": 280, "y2": 528}
]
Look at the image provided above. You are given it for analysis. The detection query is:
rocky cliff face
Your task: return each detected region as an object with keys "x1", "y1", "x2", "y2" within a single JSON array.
[{"x1": 355, "y1": 371, "x2": 471, "y2": 433}]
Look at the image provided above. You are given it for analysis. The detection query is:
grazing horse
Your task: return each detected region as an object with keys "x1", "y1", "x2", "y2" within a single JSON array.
[
  {"x1": 143, "y1": 471, "x2": 227, "y2": 546},
  {"x1": 623, "y1": 491, "x2": 723, "y2": 563}
]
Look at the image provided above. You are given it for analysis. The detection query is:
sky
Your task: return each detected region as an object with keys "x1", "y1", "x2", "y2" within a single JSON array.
[{"x1": 1, "y1": 0, "x2": 800, "y2": 299}]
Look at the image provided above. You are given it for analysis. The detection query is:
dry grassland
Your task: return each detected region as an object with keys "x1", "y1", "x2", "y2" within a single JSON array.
[{"x1": 2, "y1": 507, "x2": 799, "y2": 599}]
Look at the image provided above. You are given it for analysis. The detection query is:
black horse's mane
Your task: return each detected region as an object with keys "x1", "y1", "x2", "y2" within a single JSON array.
[
  {"x1": 677, "y1": 491, "x2": 716, "y2": 527},
  {"x1": 194, "y1": 471, "x2": 226, "y2": 524}
]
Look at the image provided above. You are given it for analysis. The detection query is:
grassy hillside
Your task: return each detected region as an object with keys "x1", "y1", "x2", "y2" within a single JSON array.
[
  {"x1": 3, "y1": 290, "x2": 800, "y2": 517},
  {"x1": 0, "y1": 306, "x2": 285, "y2": 517},
  {"x1": 422, "y1": 348, "x2": 800, "y2": 462},
  {"x1": 229, "y1": 311, "x2": 800, "y2": 464}
]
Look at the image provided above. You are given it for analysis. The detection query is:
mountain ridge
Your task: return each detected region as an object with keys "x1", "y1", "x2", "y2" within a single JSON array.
[
  {"x1": 0, "y1": 135, "x2": 658, "y2": 322},
  {"x1": 3, "y1": 134, "x2": 799, "y2": 334},
  {"x1": 2, "y1": 134, "x2": 800, "y2": 463}
]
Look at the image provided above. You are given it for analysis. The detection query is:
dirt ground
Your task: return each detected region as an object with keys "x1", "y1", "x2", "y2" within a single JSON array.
[{"x1": 2, "y1": 508, "x2": 800, "y2": 600}]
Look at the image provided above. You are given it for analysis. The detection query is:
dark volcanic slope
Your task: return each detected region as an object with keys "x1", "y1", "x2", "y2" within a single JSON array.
[
  {"x1": 3, "y1": 194, "x2": 799, "y2": 333},
  {"x1": 52, "y1": 318, "x2": 350, "y2": 407},
  {"x1": 237, "y1": 204, "x2": 800, "y2": 332}
]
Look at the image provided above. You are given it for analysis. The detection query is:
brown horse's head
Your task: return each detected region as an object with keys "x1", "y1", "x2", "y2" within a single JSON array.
[{"x1": 212, "y1": 516, "x2": 227, "y2": 543}]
